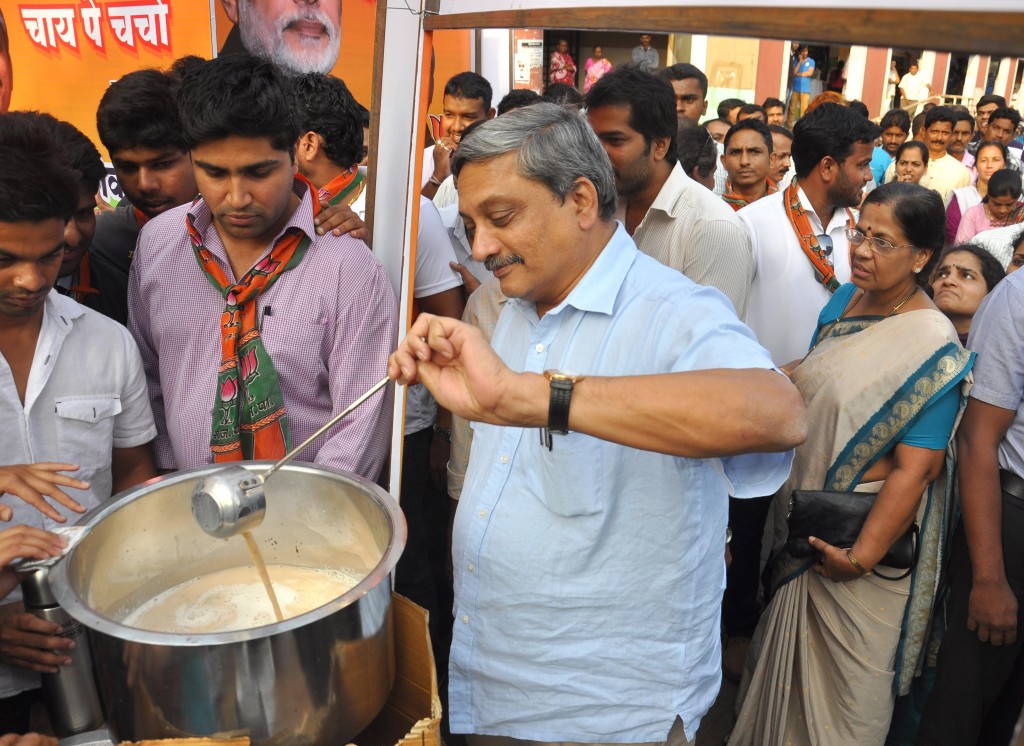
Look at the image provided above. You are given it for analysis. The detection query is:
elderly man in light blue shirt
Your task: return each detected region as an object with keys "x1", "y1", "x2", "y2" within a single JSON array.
[{"x1": 388, "y1": 103, "x2": 806, "y2": 746}]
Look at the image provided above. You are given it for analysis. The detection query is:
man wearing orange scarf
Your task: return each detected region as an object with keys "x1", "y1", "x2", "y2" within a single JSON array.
[{"x1": 128, "y1": 55, "x2": 396, "y2": 479}]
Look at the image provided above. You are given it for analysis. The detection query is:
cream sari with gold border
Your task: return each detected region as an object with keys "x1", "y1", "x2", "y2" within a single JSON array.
[{"x1": 731, "y1": 305, "x2": 973, "y2": 746}]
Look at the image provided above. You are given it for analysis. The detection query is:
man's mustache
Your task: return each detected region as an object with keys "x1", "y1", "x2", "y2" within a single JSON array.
[{"x1": 484, "y1": 254, "x2": 525, "y2": 272}]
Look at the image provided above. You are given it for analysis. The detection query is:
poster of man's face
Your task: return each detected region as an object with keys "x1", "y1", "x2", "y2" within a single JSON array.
[
  {"x1": 0, "y1": 9, "x2": 13, "y2": 113},
  {"x1": 221, "y1": 0, "x2": 342, "y2": 75}
]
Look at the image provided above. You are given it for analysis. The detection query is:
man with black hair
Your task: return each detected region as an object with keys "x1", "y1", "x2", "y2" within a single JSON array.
[
  {"x1": 950, "y1": 110, "x2": 976, "y2": 168},
  {"x1": 885, "y1": 105, "x2": 969, "y2": 202},
  {"x1": 631, "y1": 33, "x2": 658, "y2": 72},
  {"x1": 985, "y1": 107, "x2": 1024, "y2": 162},
  {"x1": 128, "y1": 55, "x2": 395, "y2": 480},
  {"x1": 31, "y1": 115, "x2": 108, "y2": 309},
  {"x1": 899, "y1": 61, "x2": 933, "y2": 116},
  {"x1": 422, "y1": 71, "x2": 495, "y2": 200},
  {"x1": 769, "y1": 124, "x2": 794, "y2": 186},
  {"x1": 724, "y1": 105, "x2": 877, "y2": 681},
  {"x1": 721, "y1": 119, "x2": 778, "y2": 210},
  {"x1": 293, "y1": 73, "x2": 367, "y2": 216},
  {"x1": 870, "y1": 108, "x2": 911, "y2": 185},
  {"x1": 658, "y1": 63, "x2": 708, "y2": 124},
  {"x1": 0, "y1": 111, "x2": 156, "y2": 733},
  {"x1": 541, "y1": 82, "x2": 583, "y2": 109},
  {"x1": 972, "y1": 93, "x2": 1007, "y2": 144},
  {"x1": 737, "y1": 104, "x2": 766, "y2": 123},
  {"x1": 718, "y1": 97, "x2": 745, "y2": 124},
  {"x1": 786, "y1": 46, "x2": 814, "y2": 126},
  {"x1": 762, "y1": 97, "x2": 785, "y2": 126},
  {"x1": 586, "y1": 66, "x2": 752, "y2": 316},
  {"x1": 496, "y1": 88, "x2": 541, "y2": 116},
  {"x1": 704, "y1": 117, "x2": 730, "y2": 144},
  {"x1": 676, "y1": 120, "x2": 717, "y2": 191},
  {"x1": 94, "y1": 65, "x2": 199, "y2": 325}
]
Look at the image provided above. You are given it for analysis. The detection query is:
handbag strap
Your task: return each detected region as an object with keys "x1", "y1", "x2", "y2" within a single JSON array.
[{"x1": 872, "y1": 522, "x2": 919, "y2": 581}]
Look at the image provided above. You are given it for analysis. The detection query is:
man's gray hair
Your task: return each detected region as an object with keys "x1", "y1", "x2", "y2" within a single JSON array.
[{"x1": 452, "y1": 103, "x2": 618, "y2": 220}]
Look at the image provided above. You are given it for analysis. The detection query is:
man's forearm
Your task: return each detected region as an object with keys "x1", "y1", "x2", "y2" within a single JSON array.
[
  {"x1": 501, "y1": 369, "x2": 807, "y2": 458},
  {"x1": 959, "y1": 441, "x2": 1007, "y2": 583}
]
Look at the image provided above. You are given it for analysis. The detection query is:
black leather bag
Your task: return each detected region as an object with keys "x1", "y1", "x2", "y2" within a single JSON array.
[{"x1": 786, "y1": 489, "x2": 919, "y2": 579}]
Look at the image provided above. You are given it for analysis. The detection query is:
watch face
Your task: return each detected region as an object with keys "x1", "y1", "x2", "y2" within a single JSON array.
[{"x1": 545, "y1": 369, "x2": 582, "y2": 382}]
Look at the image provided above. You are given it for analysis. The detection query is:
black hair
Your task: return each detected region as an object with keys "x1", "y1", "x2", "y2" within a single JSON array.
[
  {"x1": 924, "y1": 105, "x2": 956, "y2": 131},
  {"x1": 585, "y1": 65, "x2": 678, "y2": 166},
  {"x1": 879, "y1": 108, "x2": 911, "y2": 133},
  {"x1": 658, "y1": 63, "x2": 708, "y2": 97},
  {"x1": 861, "y1": 181, "x2": 944, "y2": 287},
  {"x1": 791, "y1": 103, "x2": 880, "y2": 179},
  {"x1": 717, "y1": 98, "x2": 745, "y2": 120},
  {"x1": 542, "y1": 83, "x2": 583, "y2": 108},
  {"x1": 847, "y1": 100, "x2": 869, "y2": 119},
  {"x1": 895, "y1": 140, "x2": 930, "y2": 166},
  {"x1": 0, "y1": 112, "x2": 79, "y2": 222},
  {"x1": 29, "y1": 112, "x2": 105, "y2": 191},
  {"x1": 97, "y1": 67, "x2": 188, "y2": 154},
  {"x1": 443, "y1": 71, "x2": 493, "y2": 112},
  {"x1": 975, "y1": 139, "x2": 1008, "y2": 163},
  {"x1": 676, "y1": 120, "x2": 716, "y2": 181},
  {"x1": 723, "y1": 117, "x2": 773, "y2": 152},
  {"x1": 292, "y1": 73, "x2": 363, "y2": 170},
  {"x1": 1013, "y1": 227, "x2": 1024, "y2": 254},
  {"x1": 497, "y1": 88, "x2": 542, "y2": 116},
  {"x1": 984, "y1": 169, "x2": 1023, "y2": 201},
  {"x1": 768, "y1": 124, "x2": 793, "y2": 140},
  {"x1": 933, "y1": 243, "x2": 1006, "y2": 293},
  {"x1": 976, "y1": 94, "x2": 1007, "y2": 111},
  {"x1": 738, "y1": 103, "x2": 766, "y2": 120},
  {"x1": 989, "y1": 106, "x2": 1022, "y2": 129},
  {"x1": 169, "y1": 55, "x2": 207, "y2": 82},
  {"x1": 177, "y1": 56, "x2": 298, "y2": 154},
  {"x1": 762, "y1": 97, "x2": 785, "y2": 112},
  {"x1": 954, "y1": 110, "x2": 976, "y2": 129}
]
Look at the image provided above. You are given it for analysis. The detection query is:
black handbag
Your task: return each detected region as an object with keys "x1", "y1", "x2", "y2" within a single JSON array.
[{"x1": 786, "y1": 489, "x2": 919, "y2": 581}]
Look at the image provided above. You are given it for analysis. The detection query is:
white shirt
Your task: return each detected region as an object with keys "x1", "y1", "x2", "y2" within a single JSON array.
[
  {"x1": 628, "y1": 162, "x2": 754, "y2": 317},
  {"x1": 436, "y1": 203, "x2": 492, "y2": 286},
  {"x1": 740, "y1": 187, "x2": 853, "y2": 365},
  {"x1": 405, "y1": 198, "x2": 463, "y2": 435},
  {"x1": 432, "y1": 174, "x2": 458, "y2": 209},
  {"x1": 899, "y1": 71, "x2": 931, "y2": 101},
  {"x1": 0, "y1": 292, "x2": 156, "y2": 697}
]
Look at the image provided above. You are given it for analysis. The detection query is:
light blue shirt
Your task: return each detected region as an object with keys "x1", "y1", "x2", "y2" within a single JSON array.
[
  {"x1": 449, "y1": 223, "x2": 793, "y2": 743},
  {"x1": 871, "y1": 145, "x2": 894, "y2": 186}
]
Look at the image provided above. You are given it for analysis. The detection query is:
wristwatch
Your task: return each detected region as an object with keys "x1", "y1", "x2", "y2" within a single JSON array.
[{"x1": 543, "y1": 370, "x2": 584, "y2": 436}]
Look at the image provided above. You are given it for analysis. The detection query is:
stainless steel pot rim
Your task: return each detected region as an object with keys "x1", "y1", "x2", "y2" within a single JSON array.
[{"x1": 49, "y1": 461, "x2": 406, "y2": 647}]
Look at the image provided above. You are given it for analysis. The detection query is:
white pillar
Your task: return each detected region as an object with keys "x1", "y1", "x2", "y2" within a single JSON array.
[
  {"x1": 844, "y1": 46, "x2": 868, "y2": 102},
  {"x1": 372, "y1": 0, "x2": 427, "y2": 498},
  {"x1": 479, "y1": 29, "x2": 512, "y2": 106},
  {"x1": 994, "y1": 57, "x2": 1011, "y2": 102},
  {"x1": 962, "y1": 55, "x2": 981, "y2": 104},
  {"x1": 690, "y1": 34, "x2": 707, "y2": 75}
]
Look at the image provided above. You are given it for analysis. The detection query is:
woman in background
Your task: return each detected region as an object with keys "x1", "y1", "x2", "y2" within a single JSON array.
[
  {"x1": 583, "y1": 46, "x2": 612, "y2": 94},
  {"x1": 732, "y1": 182, "x2": 973, "y2": 746},
  {"x1": 931, "y1": 243, "x2": 1006, "y2": 345},
  {"x1": 895, "y1": 140, "x2": 930, "y2": 185},
  {"x1": 548, "y1": 39, "x2": 576, "y2": 88},
  {"x1": 946, "y1": 141, "x2": 1008, "y2": 244},
  {"x1": 956, "y1": 168, "x2": 1023, "y2": 243}
]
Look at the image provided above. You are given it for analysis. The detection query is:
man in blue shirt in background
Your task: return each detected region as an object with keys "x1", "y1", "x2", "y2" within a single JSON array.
[
  {"x1": 388, "y1": 103, "x2": 807, "y2": 746},
  {"x1": 786, "y1": 46, "x2": 815, "y2": 127}
]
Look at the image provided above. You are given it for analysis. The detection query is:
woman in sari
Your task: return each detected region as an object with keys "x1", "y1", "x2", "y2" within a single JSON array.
[
  {"x1": 583, "y1": 46, "x2": 612, "y2": 93},
  {"x1": 548, "y1": 39, "x2": 576, "y2": 88},
  {"x1": 946, "y1": 141, "x2": 1007, "y2": 244},
  {"x1": 731, "y1": 182, "x2": 974, "y2": 746}
]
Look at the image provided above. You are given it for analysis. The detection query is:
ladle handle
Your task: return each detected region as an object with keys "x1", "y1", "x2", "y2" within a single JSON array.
[{"x1": 261, "y1": 376, "x2": 391, "y2": 483}]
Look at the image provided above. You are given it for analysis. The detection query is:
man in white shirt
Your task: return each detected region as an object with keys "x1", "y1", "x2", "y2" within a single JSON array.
[
  {"x1": 585, "y1": 67, "x2": 753, "y2": 316},
  {"x1": 899, "y1": 62, "x2": 933, "y2": 116},
  {"x1": 0, "y1": 113, "x2": 156, "y2": 733},
  {"x1": 421, "y1": 72, "x2": 495, "y2": 199},
  {"x1": 921, "y1": 106, "x2": 972, "y2": 203}
]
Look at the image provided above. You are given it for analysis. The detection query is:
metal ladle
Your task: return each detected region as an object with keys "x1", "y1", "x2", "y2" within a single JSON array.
[{"x1": 190, "y1": 376, "x2": 391, "y2": 539}]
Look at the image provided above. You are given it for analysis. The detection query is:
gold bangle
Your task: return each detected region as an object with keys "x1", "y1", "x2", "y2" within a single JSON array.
[{"x1": 846, "y1": 549, "x2": 872, "y2": 576}]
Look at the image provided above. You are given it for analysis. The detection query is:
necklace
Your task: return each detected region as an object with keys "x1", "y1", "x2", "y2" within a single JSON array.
[{"x1": 799, "y1": 285, "x2": 919, "y2": 365}]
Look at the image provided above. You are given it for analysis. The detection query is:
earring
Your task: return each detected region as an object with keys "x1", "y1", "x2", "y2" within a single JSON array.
[{"x1": 914, "y1": 267, "x2": 922, "y2": 274}]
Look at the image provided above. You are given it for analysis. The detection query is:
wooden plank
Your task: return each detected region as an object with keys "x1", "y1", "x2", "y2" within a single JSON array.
[{"x1": 424, "y1": 7, "x2": 1024, "y2": 57}]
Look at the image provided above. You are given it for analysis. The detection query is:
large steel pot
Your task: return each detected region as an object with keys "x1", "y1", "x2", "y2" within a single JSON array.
[{"x1": 47, "y1": 462, "x2": 406, "y2": 746}]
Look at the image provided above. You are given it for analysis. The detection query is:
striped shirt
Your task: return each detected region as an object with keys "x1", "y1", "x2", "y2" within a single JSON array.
[
  {"x1": 628, "y1": 162, "x2": 754, "y2": 317},
  {"x1": 128, "y1": 180, "x2": 396, "y2": 479}
]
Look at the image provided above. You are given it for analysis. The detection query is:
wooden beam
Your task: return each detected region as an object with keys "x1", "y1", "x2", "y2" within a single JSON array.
[{"x1": 424, "y1": 7, "x2": 1024, "y2": 57}]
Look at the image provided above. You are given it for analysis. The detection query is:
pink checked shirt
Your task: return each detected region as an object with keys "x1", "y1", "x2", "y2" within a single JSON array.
[{"x1": 128, "y1": 181, "x2": 396, "y2": 480}]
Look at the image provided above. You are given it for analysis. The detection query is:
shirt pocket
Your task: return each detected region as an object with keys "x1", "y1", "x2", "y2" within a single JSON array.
[
  {"x1": 54, "y1": 396, "x2": 122, "y2": 473},
  {"x1": 535, "y1": 432, "x2": 604, "y2": 517}
]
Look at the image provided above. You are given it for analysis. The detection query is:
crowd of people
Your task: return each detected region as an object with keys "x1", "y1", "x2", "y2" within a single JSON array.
[{"x1": 1, "y1": 24, "x2": 1024, "y2": 746}]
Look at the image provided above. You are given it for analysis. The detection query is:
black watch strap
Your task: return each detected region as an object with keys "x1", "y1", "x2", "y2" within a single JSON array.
[{"x1": 548, "y1": 377, "x2": 574, "y2": 435}]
